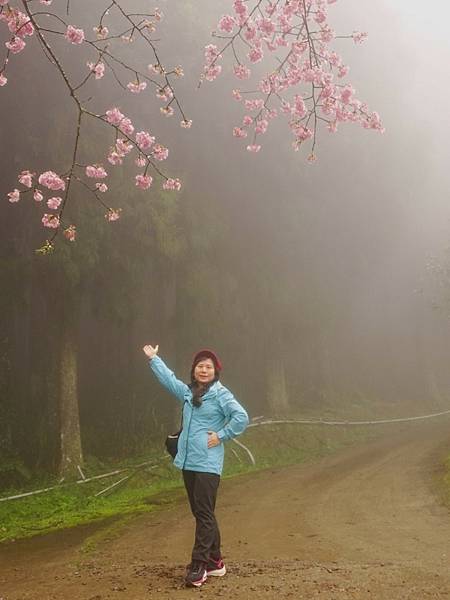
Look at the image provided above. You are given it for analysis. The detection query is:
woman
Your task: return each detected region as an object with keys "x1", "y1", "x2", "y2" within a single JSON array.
[{"x1": 142, "y1": 344, "x2": 249, "y2": 587}]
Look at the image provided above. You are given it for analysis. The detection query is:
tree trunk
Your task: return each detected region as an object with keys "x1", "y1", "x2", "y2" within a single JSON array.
[
  {"x1": 266, "y1": 346, "x2": 289, "y2": 415},
  {"x1": 58, "y1": 303, "x2": 83, "y2": 479}
]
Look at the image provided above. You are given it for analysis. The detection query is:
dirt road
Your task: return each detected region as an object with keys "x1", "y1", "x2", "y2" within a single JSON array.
[{"x1": 1, "y1": 421, "x2": 450, "y2": 599}]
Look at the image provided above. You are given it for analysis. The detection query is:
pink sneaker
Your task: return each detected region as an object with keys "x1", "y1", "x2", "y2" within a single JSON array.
[{"x1": 206, "y1": 557, "x2": 226, "y2": 577}]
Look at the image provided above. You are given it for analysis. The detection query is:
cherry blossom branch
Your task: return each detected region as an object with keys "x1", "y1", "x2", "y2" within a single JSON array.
[
  {"x1": 2, "y1": 0, "x2": 188, "y2": 247},
  {"x1": 202, "y1": 0, "x2": 384, "y2": 157}
]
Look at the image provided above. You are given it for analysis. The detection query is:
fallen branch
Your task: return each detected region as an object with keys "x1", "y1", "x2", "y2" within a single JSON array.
[{"x1": 231, "y1": 438, "x2": 256, "y2": 466}]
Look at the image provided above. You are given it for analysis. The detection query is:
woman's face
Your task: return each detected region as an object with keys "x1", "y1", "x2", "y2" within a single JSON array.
[{"x1": 194, "y1": 358, "x2": 216, "y2": 384}]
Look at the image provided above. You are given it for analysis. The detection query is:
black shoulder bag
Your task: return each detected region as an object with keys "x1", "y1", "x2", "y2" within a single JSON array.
[{"x1": 165, "y1": 402, "x2": 185, "y2": 459}]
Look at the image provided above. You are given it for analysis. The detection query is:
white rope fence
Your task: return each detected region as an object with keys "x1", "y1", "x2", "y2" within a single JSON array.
[
  {"x1": 248, "y1": 407, "x2": 450, "y2": 428},
  {"x1": 0, "y1": 460, "x2": 159, "y2": 503}
]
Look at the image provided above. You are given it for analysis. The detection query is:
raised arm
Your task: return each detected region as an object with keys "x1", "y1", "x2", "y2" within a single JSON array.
[{"x1": 143, "y1": 344, "x2": 189, "y2": 403}]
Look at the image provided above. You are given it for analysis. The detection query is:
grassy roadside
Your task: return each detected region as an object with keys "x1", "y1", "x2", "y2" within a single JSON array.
[
  {"x1": 0, "y1": 423, "x2": 380, "y2": 544},
  {"x1": 441, "y1": 453, "x2": 450, "y2": 508}
]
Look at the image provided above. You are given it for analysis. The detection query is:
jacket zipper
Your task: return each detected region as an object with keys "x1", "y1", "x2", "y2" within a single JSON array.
[{"x1": 182, "y1": 402, "x2": 193, "y2": 469}]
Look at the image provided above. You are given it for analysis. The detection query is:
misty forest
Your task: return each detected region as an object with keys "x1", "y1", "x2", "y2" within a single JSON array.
[{"x1": 1, "y1": 1, "x2": 450, "y2": 598}]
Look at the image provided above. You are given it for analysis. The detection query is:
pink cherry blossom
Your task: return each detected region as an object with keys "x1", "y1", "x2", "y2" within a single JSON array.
[
  {"x1": 204, "y1": 65, "x2": 222, "y2": 82},
  {"x1": 281, "y1": 101, "x2": 291, "y2": 114},
  {"x1": 162, "y1": 178, "x2": 181, "y2": 191},
  {"x1": 7, "y1": 189, "x2": 20, "y2": 203},
  {"x1": 352, "y1": 31, "x2": 368, "y2": 44},
  {"x1": 248, "y1": 47, "x2": 263, "y2": 64},
  {"x1": 293, "y1": 95, "x2": 306, "y2": 118},
  {"x1": 87, "y1": 61, "x2": 105, "y2": 79},
  {"x1": 314, "y1": 9, "x2": 327, "y2": 24},
  {"x1": 135, "y1": 131, "x2": 155, "y2": 151},
  {"x1": 152, "y1": 144, "x2": 169, "y2": 161},
  {"x1": 233, "y1": 127, "x2": 248, "y2": 138},
  {"x1": 135, "y1": 156, "x2": 146, "y2": 167},
  {"x1": 291, "y1": 123, "x2": 313, "y2": 141},
  {"x1": 38, "y1": 171, "x2": 65, "y2": 191},
  {"x1": 135, "y1": 174, "x2": 153, "y2": 189},
  {"x1": 86, "y1": 165, "x2": 108, "y2": 179},
  {"x1": 93, "y1": 25, "x2": 109, "y2": 39},
  {"x1": 105, "y1": 208, "x2": 121, "y2": 222},
  {"x1": 255, "y1": 119, "x2": 268, "y2": 134},
  {"x1": 6, "y1": 10, "x2": 34, "y2": 37},
  {"x1": 244, "y1": 26, "x2": 256, "y2": 42},
  {"x1": 363, "y1": 111, "x2": 385, "y2": 133},
  {"x1": 180, "y1": 119, "x2": 192, "y2": 129},
  {"x1": 119, "y1": 117, "x2": 134, "y2": 136},
  {"x1": 246, "y1": 144, "x2": 261, "y2": 153},
  {"x1": 6, "y1": 37, "x2": 26, "y2": 54},
  {"x1": 0, "y1": 73, "x2": 7, "y2": 86},
  {"x1": 156, "y1": 86, "x2": 173, "y2": 101},
  {"x1": 107, "y1": 151, "x2": 123, "y2": 166},
  {"x1": 160, "y1": 106, "x2": 174, "y2": 117},
  {"x1": 47, "y1": 196, "x2": 62, "y2": 210},
  {"x1": 234, "y1": 64, "x2": 251, "y2": 80},
  {"x1": 63, "y1": 225, "x2": 76, "y2": 241},
  {"x1": 204, "y1": 44, "x2": 221, "y2": 64},
  {"x1": 341, "y1": 85, "x2": 354, "y2": 104},
  {"x1": 320, "y1": 24, "x2": 334, "y2": 43},
  {"x1": 218, "y1": 15, "x2": 236, "y2": 33},
  {"x1": 148, "y1": 63, "x2": 162, "y2": 74},
  {"x1": 105, "y1": 107, "x2": 125, "y2": 126},
  {"x1": 115, "y1": 139, "x2": 133, "y2": 155},
  {"x1": 18, "y1": 170, "x2": 33, "y2": 187},
  {"x1": 65, "y1": 25, "x2": 85, "y2": 45},
  {"x1": 127, "y1": 81, "x2": 147, "y2": 93},
  {"x1": 40, "y1": 0, "x2": 53, "y2": 5},
  {"x1": 42, "y1": 213, "x2": 60, "y2": 228},
  {"x1": 95, "y1": 182, "x2": 108, "y2": 193},
  {"x1": 18, "y1": 19, "x2": 34, "y2": 38},
  {"x1": 257, "y1": 18, "x2": 275, "y2": 36},
  {"x1": 33, "y1": 189, "x2": 43, "y2": 202},
  {"x1": 244, "y1": 99, "x2": 264, "y2": 111}
]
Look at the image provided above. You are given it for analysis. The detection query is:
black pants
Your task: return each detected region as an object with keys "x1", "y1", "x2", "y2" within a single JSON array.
[{"x1": 182, "y1": 470, "x2": 221, "y2": 563}]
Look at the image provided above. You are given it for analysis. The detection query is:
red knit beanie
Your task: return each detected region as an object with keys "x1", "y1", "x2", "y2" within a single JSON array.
[{"x1": 191, "y1": 349, "x2": 223, "y2": 375}]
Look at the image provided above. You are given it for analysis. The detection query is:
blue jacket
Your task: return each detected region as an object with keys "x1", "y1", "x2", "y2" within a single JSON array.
[{"x1": 150, "y1": 356, "x2": 249, "y2": 475}]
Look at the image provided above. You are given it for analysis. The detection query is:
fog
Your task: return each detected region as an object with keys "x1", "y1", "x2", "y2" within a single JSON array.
[
  {"x1": 169, "y1": 0, "x2": 450, "y2": 409},
  {"x1": 1, "y1": 0, "x2": 450, "y2": 468}
]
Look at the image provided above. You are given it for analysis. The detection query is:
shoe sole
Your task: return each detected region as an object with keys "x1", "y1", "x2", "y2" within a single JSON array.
[
  {"x1": 185, "y1": 573, "x2": 207, "y2": 587},
  {"x1": 206, "y1": 566, "x2": 226, "y2": 577}
]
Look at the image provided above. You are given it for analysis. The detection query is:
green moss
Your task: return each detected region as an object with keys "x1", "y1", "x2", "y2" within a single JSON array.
[{"x1": 0, "y1": 424, "x2": 377, "y2": 544}]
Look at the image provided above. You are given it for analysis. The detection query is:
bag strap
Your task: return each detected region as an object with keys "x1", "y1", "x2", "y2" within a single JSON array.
[{"x1": 179, "y1": 400, "x2": 186, "y2": 430}]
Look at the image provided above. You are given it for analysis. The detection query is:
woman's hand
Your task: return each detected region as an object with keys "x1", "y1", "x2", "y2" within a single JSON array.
[
  {"x1": 143, "y1": 344, "x2": 159, "y2": 359},
  {"x1": 207, "y1": 431, "x2": 220, "y2": 448}
]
